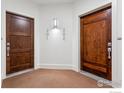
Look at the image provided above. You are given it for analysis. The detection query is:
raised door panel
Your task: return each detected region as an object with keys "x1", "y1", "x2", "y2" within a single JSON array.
[
  {"x1": 83, "y1": 20, "x2": 107, "y2": 65},
  {"x1": 10, "y1": 15, "x2": 31, "y2": 36},
  {"x1": 10, "y1": 52, "x2": 31, "y2": 66},
  {"x1": 10, "y1": 36, "x2": 31, "y2": 52},
  {"x1": 83, "y1": 10, "x2": 108, "y2": 24}
]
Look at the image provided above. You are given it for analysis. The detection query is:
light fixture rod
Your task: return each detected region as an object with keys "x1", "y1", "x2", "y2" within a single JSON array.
[{"x1": 53, "y1": 18, "x2": 57, "y2": 27}]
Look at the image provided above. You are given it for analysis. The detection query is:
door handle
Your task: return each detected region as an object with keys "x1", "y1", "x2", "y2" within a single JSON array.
[
  {"x1": 6, "y1": 42, "x2": 10, "y2": 57},
  {"x1": 108, "y1": 47, "x2": 111, "y2": 59},
  {"x1": 7, "y1": 46, "x2": 10, "y2": 57}
]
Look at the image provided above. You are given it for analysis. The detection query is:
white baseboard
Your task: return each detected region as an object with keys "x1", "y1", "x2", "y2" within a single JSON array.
[
  {"x1": 111, "y1": 82, "x2": 122, "y2": 88},
  {"x1": 37, "y1": 64, "x2": 78, "y2": 72},
  {"x1": 80, "y1": 70, "x2": 121, "y2": 88},
  {"x1": 5, "y1": 69, "x2": 34, "y2": 79},
  {"x1": 1, "y1": 75, "x2": 6, "y2": 80}
]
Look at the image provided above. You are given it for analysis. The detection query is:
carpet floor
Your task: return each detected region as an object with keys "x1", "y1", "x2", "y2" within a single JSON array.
[{"x1": 2, "y1": 69, "x2": 112, "y2": 88}]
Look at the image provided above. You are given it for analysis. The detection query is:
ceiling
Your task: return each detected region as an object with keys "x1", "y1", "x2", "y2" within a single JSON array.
[{"x1": 31, "y1": 0, "x2": 75, "y2": 5}]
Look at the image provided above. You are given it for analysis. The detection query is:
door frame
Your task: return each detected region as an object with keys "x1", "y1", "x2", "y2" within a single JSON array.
[
  {"x1": 78, "y1": 3, "x2": 112, "y2": 80},
  {"x1": 6, "y1": 11, "x2": 34, "y2": 74}
]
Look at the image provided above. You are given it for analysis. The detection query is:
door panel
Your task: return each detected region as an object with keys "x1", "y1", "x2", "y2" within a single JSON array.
[
  {"x1": 80, "y1": 7, "x2": 112, "y2": 80},
  {"x1": 10, "y1": 16, "x2": 31, "y2": 36},
  {"x1": 6, "y1": 12, "x2": 34, "y2": 74},
  {"x1": 10, "y1": 36, "x2": 31, "y2": 51},
  {"x1": 10, "y1": 52, "x2": 31, "y2": 66},
  {"x1": 83, "y1": 20, "x2": 107, "y2": 65}
]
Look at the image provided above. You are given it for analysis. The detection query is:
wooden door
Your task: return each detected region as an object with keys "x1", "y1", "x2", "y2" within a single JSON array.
[
  {"x1": 80, "y1": 7, "x2": 112, "y2": 80},
  {"x1": 6, "y1": 12, "x2": 34, "y2": 74}
]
